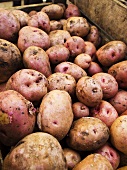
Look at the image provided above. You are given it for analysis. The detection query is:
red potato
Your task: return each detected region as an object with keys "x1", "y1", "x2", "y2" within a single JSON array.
[
  {"x1": 28, "y1": 10, "x2": 37, "y2": 17},
  {"x1": 50, "y1": 20, "x2": 63, "y2": 31},
  {"x1": 23, "y1": 46, "x2": 52, "y2": 77},
  {"x1": 46, "y1": 45, "x2": 70, "y2": 64},
  {"x1": 92, "y1": 72, "x2": 118, "y2": 99},
  {"x1": 84, "y1": 41, "x2": 97, "y2": 61},
  {"x1": 0, "y1": 90, "x2": 36, "y2": 146},
  {"x1": 90, "y1": 100, "x2": 118, "y2": 127},
  {"x1": 54, "y1": 61, "x2": 87, "y2": 81},
  {"x1": 6, "y1": 69, "x2": 48, "y2": 103},
  {"x1": 87, "y1": 61, "x2": 103, "y2": 76},
  {"x1": 72, "y1": 102, "x2": 89, "y2": 119},
  {"x1": 95, "y1": 142, "x2": 120, "y2": 170},
  {"x1": 17, "y1": 26, "x2": 50, "y2": 53},
  {"x1": 27, "y1": 11, "x2": 50, "y2": 33},
  {"x1": 74, "y1": 53, "x2": 92, "y2": 69}
]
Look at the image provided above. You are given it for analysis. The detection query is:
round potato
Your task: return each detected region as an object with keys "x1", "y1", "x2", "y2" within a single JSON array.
[
  {"x1": 86, "y1": 61, "x2": 103, "y2": 76},
  {"x1": 2, "y1": 132, "x2": 67, "y2": 170},
  {"x1": 50, "y1": 20, "x2": 63, "y2": 31},
  {"x1": 28, "y1": 10, "x2": 37, "y2": 16},
  {"x1": 76, "y1": 76, "x2": 103, "y2": 107},
  {"x1": 37, "y1": 90, "x2": 73, "y2": 141},
  {"x1": 84, "y1": 41, "x2": 97, "y2": 61}
]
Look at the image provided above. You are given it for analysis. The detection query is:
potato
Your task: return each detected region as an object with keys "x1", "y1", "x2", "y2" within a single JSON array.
[
  {"x1": 23, "y1": 46, "x2": 52, "y2": 77},
  {"x1": 64, "y1": 17, "x2": 90, "y2": 37},
  {"x1": 0, "y1": 39, "x2": 22, "y2": 83},
  {"x1": 0, "y1": 9, "x2": 20, "y2": 42},
  {"x1": 109, "y1": 90, "x2": 127, "y2": 115},
  {"x1": 46, "y1": 45, "x2": 70, "y2": 64},
  {"x1": 87, "y1": 61, "x2": 103, "y2": 76},
  {"x1": 73, "y1": 153, "x2": 113, "y2": 170},
  {"x1": 76, "y1": 76, "x2": 103, "y2": 107},
  {"x1": 27, "y1": 11, "x2": 50, "y2": 33},
  {"x1": 37, "y1": 90, "x2": 73, "y2": 141},
  {"x1": 66, "y1": 117, "x2": 109, "y2": 151},
  {"x1": 18, "y1": 26, "x2": 50, "y2": 53},
  {"x1": 50, "y1": 20, "x2": 63, "y2": 31},
  {"x1": 90, "y1": 100, "x2": 118, "y2": 127},
  {"x1": 110, "y1": 115, "x2": 127, "y2": 155},
  {"x1": 74, "y1": 53, "x2": 92, "y2": 69},
  {"x1": 49, "y1": 30, "x2": 71, "y2": 46},
  {"x1": 28, "y1": 10, "x2": 37, "y2": 17},
  {"x1": 84, "y1": 41, "x2": 97, "y2": 61},
  {"x1": 108, "y1": 61, "x2": 127, "y2": 89},
  {"x1": 63, "y1": 148, "x2": 81, "y2": 169},
  {"x1": 6, "y1": 69, "x2": 48, "y2": 103},
  {"x1": 0, "y1": 90, "x2": 36, "y2": 146},
  {"x1": 95, "y1": 142, "x2": 120, "y2": 170},
  {"x1": 41, "y1": 4, "x2": 64, "y2": 20},
  {"x1": 72, "y1": 102, "x2": 89, "y2": 119},
  {"x1": 47, "y1": 72, "x2": 76, "y2": 97},
  {"x1": 96, "y1": 41, "x2": 127, "y2": 67},
  {"x1": 54, "y1": 61, "x2": 87, "y2": 81},
  {"x1": 92, "y1": 72, "x2": 118, "y2": 99},
  {"x1": 2, "y1": 132, "x2": 67, "y2": 170}
]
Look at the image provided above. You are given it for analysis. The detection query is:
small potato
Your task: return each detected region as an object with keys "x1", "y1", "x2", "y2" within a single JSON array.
[
  {"x1": 49, "y1": 30, "x2": 71, "y2": 46},
  {"x1": 60, "y1": 19, "x2": 67, "y2": 29},
  {"x1": 41, "y1": 4, "x2": 64, "y2": 20},
  {"x1": 87, "y1": 61, "x2": 103, "y2": 76},
  {"x1": 73, "y1": 153, "x2": 113, "y2": 170},
  {"x1": 6, "y1": 69, "x2": 48, "y2": 103},
  {"x1": 27, "y1": 11, "x2": 50, "y2": 33},
  {"x1": 46, "y1": 45, "x2": 70, "y2": 64},
  {"x1": 95, "y1": 142, "x2": 120, "y2": 170},
  {"x1": 64, "y1": 17, "x2": 90, "y2": 37},
  {"x1": 66, "y1": 117, "x2": 109, "y2": 151},
  {"x1": 37, "y1": 90, "x2": 73, "y2": 141},
  {"x1": 92, "y1": 72, "x2": 118, "y2": 99},
  {"x1": 50, "y1": 20, "x2": 63, "y2": 31},
  {"x1": 23, "y1": 46, "x2": 52, "y2": 77},
  {"x1": 90, "y1": 100, "x2": 118, "y2": 127},
  {"x1": 28, "y1": 10, "x2": 37, "y2": 16},
  {"x1": 63, "y1": 148, "x2": 81, "y2": 169},
  {"x1": 47, "y1": 72, "x2": 76, "y2": 97},
  {"x1": 0, "y1": 90, "x2": 36, "y2": 146},
  {"x1": 96, "y1": 41, "x2": 127, "y2": 67},
  {"x1": 76, "y1": 76, "x2": 103, "y2": 107},
  {"x1": 18, "y1": 26, "x2": 50, "y2": 52},
  {"x1": 84, "y1": 41, "x2": 97, "y2": 61},
  {"x1": 54, "y1": 61, "x2": 87, "y2": 81},
  {"x1": 74, "y1": 53, "x2": 92, "y2": 69},
  {"x1": 72, "y1": 102, "x2": 89, "y2": 119}
]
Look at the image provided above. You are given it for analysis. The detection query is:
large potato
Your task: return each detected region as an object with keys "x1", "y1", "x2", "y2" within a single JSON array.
[
  {"x1": 37, "y1": 90, "x2": 73, "y2": 141},
  {"x1": 0, "y1": 39, "x2": 22, "y2": 83},
  {"x1": 2, "y1": 132, "x2": 67, "y2": 170},
  {"x1": 0, "y1": 90, "x2": 36, "y2": 146}
]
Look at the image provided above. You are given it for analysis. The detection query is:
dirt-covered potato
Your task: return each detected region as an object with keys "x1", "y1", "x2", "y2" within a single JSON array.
[
  {"x1": 73, "y1": 153, "x2": 113, "y2": 170},
  {"x1": 0, "y1": 90, "x2": 36, "y2": 146},
  {"x1": 46, "y1": 45, "x2": 70, "y2": 64},
  {"x1": 41, "y1": 4, "x2": 64, "y2": 20},
  {"x1": 90, "y1": 100, "x2": 118, "y2": 127},
  {"x1": 47, "y1": 72, "x2": 76, "y2": 97},
  {"x1": 110, "y1": 115, "x2": 127, "y2": 155},
  {"x1": 0, "y1": 9, "x2": 20, "y2": 42},
  {"x1": 0, "y1": 39, "x2": 22, "y2": 83},
  {"x1": 37, "y1": 90, "x2": 73, "y2": 141},
  {"x1": 64, "y1": 17, "x2": 90, "y2": 37},
  {"x1": 63, "y1": 148, "x2": 81, "y2": 169},
  {"x1": 49, "y1": 30, "x2": 71, "y2": 46},
  {"x1": 50, "y1": 20, "x2": 63, "y2": 31},
  {"x1": 23, "y1": 46, "x2": 52, "y2": 77},
  {"x1": 92, "y1": 72, "x2": 118, "y2": 99},
  {"x1": 2, "y1": 132, "x2": 67, "y2": 170},
  {"x1": 11, "y1": 9, "x2": 30, "y2": 28},
  {"x1": 96, "y1": 41, "x2": 127, "y2": 67},
  {"x1": 66, "y1": 117, "x2": 109, "y2": 151},
  {"x1": 72, "y1": 102, "x2": 89, "y2": 119},
  {"x1": 27, "y1": 11, "x2": 50, "y2": 33},
  {"x1": 108, "y1": 61, "x2": 127, "y2": 89},
  {"x1": 87, "y1": 61, "x2": 103, "y2": 76},
  {"x1": 6, "y1": 69, "x2": 48, "y2": 103},
  {"x1": 18, "y1": 26, "x2": 50, "y2": 52},
  {"x1": 54, "y1": 61, "x2": 87, "y2": 81},
  {"x1": 76, "y1": 76, "x2": 103, "y2": 107}
]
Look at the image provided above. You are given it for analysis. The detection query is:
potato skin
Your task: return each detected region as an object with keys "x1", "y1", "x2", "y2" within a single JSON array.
[
  {"x1": 87, "y1": 61, "x2": 103, "y2": 76},
  {"x1": 66, "y1": 117, "x2": 109, "y2": 151},
  {"x1": 0, "y1": 90, "x2": 36, "y2": 146},
  {"x1": 50, "y1": 20, "x2": 63, "y2": 31},
  {"x1": 2, "y1": 132, "x2": 67, "y2": 170},
  {"x1": 37, "y1": 90, "x2": 73, "y2": 141}
]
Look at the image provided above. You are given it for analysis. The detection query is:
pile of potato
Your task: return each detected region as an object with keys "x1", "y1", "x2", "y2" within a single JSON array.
[{"x1": 0, "y1": 2, "x2": 127, "y2": 170}]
